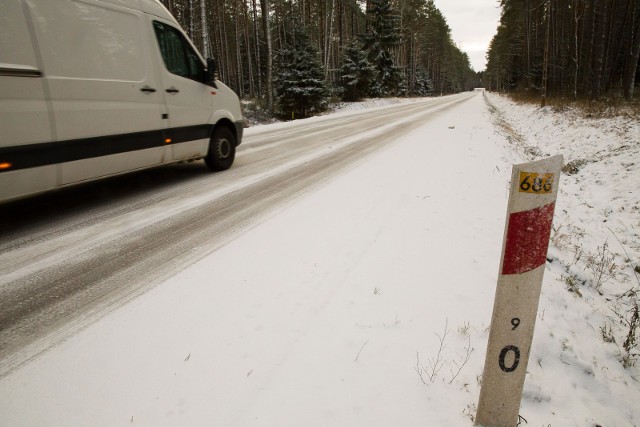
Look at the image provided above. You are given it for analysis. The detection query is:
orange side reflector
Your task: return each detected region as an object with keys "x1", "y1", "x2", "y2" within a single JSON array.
[
  {"x1": 165, "y1": 138, "x2": 172, "y2": 144},
  {"x1": 0, "y1": 162, "x2": 12, "y2": 170}
]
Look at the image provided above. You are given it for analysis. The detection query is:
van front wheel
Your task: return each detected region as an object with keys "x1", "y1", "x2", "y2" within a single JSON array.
[{"x1": 205, "y1": 127, "x2": 236, "y2": 171}]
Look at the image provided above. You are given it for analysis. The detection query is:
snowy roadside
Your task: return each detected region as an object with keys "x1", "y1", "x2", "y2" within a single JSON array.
[
  {"x1": 242, "y1": 97, "x2": 425, "y2": 127},
  {"x1": 326, "y1": 92, "x2": 640, "y2": 423},
  {"x1": 485, "y1": 92, "x2": 640, "y2": 424}
]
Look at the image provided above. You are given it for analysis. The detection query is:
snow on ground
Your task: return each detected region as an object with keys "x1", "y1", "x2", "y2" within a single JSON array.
[
  {"x1": 485, "y1": 93, "x2": 640, "y2": 424},
  {"x1": 328, "y1": 97, "x2": 427, "y2": 112},
  {"x1": 0, "y1": 92, "x2": 638, "y2": 426}
]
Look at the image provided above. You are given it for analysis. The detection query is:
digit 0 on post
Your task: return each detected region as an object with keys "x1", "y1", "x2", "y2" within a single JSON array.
[{"x1": 475, "y1": 155, "x2": 563, "y2": 427}]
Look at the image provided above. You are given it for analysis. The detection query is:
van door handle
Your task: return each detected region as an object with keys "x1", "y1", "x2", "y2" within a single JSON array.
[
  {"x1": 140, "y1": 86, "x2": 157, "y2": 93},
  {"x1": 166, "y1": 87, "x2": 180, "y2": 94}
]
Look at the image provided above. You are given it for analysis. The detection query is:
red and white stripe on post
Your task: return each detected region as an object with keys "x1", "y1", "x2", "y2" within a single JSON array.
[{"x1": 476, "y1": 155, "x2": 563, "y2": 427}]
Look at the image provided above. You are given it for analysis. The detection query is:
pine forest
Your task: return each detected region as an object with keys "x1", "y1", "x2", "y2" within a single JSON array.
[
  {"x1": 159, "y1": 0, "x2": 478, "y2": 117},
  {"x1": 486, "y1": 0, "x2": 640, "y2": 101},
  {"x1": 160, "y1": 0, "x2": 640, "y2": 118}
]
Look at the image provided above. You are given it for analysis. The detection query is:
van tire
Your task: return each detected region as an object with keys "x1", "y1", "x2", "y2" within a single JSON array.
[{"x1": 205, "y1": 126, "x2": 236, "y2": 171}]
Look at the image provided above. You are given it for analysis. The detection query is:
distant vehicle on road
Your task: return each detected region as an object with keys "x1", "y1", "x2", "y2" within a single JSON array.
[{"x1": 0, "y1": 0, "x2": 244, "y2": 204}]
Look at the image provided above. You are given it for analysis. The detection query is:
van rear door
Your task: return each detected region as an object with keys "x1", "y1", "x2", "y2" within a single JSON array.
[
  {"x1": 0, "y1": 0, "x2": 57, "y2": 200},
  {"x1": 25, "y1": 0, "x2": 168, "y2": 184}
]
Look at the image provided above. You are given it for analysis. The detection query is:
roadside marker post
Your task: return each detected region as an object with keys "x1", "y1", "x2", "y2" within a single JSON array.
[{"x1": 475, "y1": 155, "x2": 563, "y2": 427}]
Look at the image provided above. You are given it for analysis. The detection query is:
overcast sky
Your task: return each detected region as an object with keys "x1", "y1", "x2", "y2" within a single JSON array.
[{"x1": 433, "y1": 0, "x2": 502, "y2": 72}]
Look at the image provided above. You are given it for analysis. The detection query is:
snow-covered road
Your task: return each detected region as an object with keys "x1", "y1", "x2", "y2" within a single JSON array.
[
  {"x1": 1, "y1": 92, "x2": 638, "y2": 426},
  {"x1": 0, "y1": 93, "x2": 474, "y2": 377}
]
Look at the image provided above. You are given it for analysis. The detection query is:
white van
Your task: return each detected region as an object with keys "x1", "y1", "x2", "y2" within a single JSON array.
[{"x1": 0, "y1": 0, "x2": 245, "y2": 204}]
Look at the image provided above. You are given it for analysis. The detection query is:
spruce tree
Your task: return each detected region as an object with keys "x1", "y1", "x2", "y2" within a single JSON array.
[
  {"x1": 274, "y1": 28, "x2": 329, "y2": 119},
  {"x1": 339, "y1": 39, "x2": 375, "y2": 102},
  {"x1": 362, "y1": 0, "x2": 405, "y2": 97},
  {"x1": 414, "y1": 70, "x2": 433, "y2": 96}
]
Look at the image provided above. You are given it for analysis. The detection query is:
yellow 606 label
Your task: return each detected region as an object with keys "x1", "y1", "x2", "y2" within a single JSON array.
[{"x1": 518, "y1": 172, "x2": 554, "y2": 194}]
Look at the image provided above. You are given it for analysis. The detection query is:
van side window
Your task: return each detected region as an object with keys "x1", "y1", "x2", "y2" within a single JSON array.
[{"x1": 153, "y1": 21, "x2": 204, "y2": 82}]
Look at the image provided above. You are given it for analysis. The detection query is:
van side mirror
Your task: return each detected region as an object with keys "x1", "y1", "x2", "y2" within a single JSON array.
[{"x1": 206, "y1": 58, "x2": 218, "y2": 88}]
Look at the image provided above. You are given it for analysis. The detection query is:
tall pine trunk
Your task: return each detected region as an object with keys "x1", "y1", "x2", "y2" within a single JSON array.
[
  {"x1": 623, "y1": 0, "x2": 640, "y2": 98},
  {"x1": 591, "y1": 0, "x2": 609, "y2": 99},
  {"x1": 541, "y1": 0, "x2": 551, "y2": 106},
  {"x1": 324, "y1": 0, "x2": 335, "y2": 79},
  {"x1": 260, "y1": 0, "x2": 273, "y2": 111},
  {"x1": 242, "y1": 0, "x2": 255, "y2": 98},
  {"x1": 580, "y1": 0, "x2": 596, "y2": 95},
  {"x1": 252, "y1": 0, "x2": 262, "y2": 98},
  {"x1": 572, "y1": 0, "x2": 580, "y2": 99},
  {"x1": 201, "y1": 0, "x2": 209, "y2": 57}
]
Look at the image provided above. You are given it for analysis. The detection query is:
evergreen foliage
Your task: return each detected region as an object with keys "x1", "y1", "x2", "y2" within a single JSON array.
[
  {"x1": 162, "y1": 0, "x2": 480, "y2": 116},
  {"x1": 362, "y1": 0, "x2": 405, "y2": 97},
  {"x1": 274, "y1": 27, "x2": 329, "y2": 119},
  {"x1": 486, "y1": 0, "x2": 640, "y2": 100},
  {"x1": 339, "y1": 39, "x2": 375, "y2": 102},
  {"x1": 418, "y1": 0, "x2": 476, "y2": 95},
  {"x1": 413, "y1": 70, "x2": 433, "y2": 96}
]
